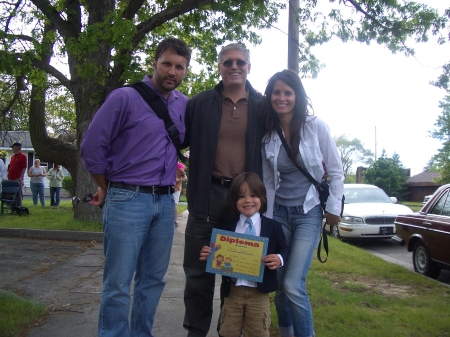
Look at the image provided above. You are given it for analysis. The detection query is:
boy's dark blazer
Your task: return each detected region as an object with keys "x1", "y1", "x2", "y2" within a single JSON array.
[{"x1": 220, "y1": 215, "x2": 289, "y2": 296}]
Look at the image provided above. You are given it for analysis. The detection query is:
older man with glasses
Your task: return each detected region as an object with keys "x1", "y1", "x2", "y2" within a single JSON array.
[{"x1": 181, "y1": 43, "x2": 264, "y2": 337}]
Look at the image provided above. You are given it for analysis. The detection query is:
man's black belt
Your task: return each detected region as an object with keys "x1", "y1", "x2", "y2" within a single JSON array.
[
  {"x1": 211, "y1": 177, "x2": 233, "y2": 188},
  {"x1": 110, "y1": 182, "x2": 174, "y2": 195}
]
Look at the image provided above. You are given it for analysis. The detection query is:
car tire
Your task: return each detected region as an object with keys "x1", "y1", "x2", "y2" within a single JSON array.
[
  {"x1": 330, "y1": 225, "x2": 341, "y2": 240},
  {"x1": 412, "y1": 241, "x2": 441, "y2": 279}
]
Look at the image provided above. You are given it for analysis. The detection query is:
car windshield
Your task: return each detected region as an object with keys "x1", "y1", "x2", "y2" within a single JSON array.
[
  {"x1": 344, "y1": 188, "x2": 393, "y2": 204},
  {"x1": 429, "y1": 190, "x2": 450, "y2": 216}
]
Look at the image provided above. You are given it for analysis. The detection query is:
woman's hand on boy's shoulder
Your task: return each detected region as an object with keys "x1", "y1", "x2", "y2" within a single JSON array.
[{"x1": 262, "y1": 254, "x2": 281, "y2": 270}]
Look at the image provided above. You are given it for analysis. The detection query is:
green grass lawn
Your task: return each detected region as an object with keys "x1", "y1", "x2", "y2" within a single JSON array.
[
  {"x1": 0, "y1": 290, "x2": 46, "y2": 337},
  {"x1": 2, "y1": 198, "x2": 449, "y2": 337},
  {"x1": 309, "y1": 239, "x2": 450, "y2": 336},
  {"x1": 268, "y1": 238, "x2": 450, "y2": 337},
  {"x1": 0, "y1": 199, "x2": 187, "y2": 232},
  {"x1": 401, "y1": 201, "x2": 423, "y2": 212}
]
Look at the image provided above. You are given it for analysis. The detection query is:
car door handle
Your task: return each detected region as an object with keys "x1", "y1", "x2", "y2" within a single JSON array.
[{"x1": 422, "y1": 222, "x2": 432, "y2": 226}]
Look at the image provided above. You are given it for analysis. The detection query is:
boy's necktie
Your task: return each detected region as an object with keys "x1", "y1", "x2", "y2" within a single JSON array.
[{"x1": 245, "y1": 217, "x2": 256, "y2": 236}]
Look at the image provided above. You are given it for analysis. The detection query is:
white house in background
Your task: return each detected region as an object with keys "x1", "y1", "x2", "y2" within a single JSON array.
[{"x1": 0, "y1": 131, "x2": 70, "y2": 196}]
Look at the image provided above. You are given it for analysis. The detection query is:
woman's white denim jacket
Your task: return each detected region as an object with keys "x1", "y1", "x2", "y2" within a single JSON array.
[{"x1": 262, "y1": 116, "x2": 344, "y2": 218}]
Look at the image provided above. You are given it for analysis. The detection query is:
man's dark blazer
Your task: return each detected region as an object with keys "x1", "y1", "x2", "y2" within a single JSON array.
[{"x1": 220, "y1": 215, "x2": 289, "y2": 296}]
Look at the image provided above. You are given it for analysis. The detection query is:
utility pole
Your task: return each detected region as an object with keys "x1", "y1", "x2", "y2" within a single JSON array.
[
  {"x1": 375, "y1": 126, "x2": 377, "y2": 161},
  {"x1": 288, "y1": 0, "x2": 300, "y2": 73}
]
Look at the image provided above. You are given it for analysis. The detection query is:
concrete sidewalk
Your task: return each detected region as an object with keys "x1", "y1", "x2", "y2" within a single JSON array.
[{"x1": 0, "y1": 211, "x2": 221, "y2": 337}]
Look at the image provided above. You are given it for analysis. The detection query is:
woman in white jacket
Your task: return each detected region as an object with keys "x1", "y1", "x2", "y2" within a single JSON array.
[
  {"x1": 261, "y1": 69, "x2": 344, "y2": 337},
  {"x1": 47, "y1": 164, "x2": 64, "y2": 207}
]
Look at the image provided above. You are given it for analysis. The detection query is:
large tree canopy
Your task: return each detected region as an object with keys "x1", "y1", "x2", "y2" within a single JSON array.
[
  {"x1": 429, "y1": 95, "x2": 450, "y2": 183},
  {"x1": 334, "y1": 134, "x2": 374, "y2": 178},
  {"x1": 363, "y1": 150, "x2": 409, "y2": 200},
  {"x1": 0, "y1": 0, "x2": 447, "y2": 220}
]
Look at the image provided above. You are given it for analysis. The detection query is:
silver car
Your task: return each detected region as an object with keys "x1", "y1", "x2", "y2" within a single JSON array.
[{"x1": 326, "y1": 184, "x2": 413, "y2": 240}]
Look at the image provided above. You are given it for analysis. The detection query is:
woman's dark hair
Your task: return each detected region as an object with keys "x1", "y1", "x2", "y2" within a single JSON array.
[
  {"x1": 262, "y1": 69, "x2": 313, "y2": 159},
  {"x1": 228, "y1": 172, "x2": 267, "y2": 215}
]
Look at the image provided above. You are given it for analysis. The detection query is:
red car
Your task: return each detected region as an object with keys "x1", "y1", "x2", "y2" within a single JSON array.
[{"x1": 392, "y1": 184, "x2": 450, "y2": 279}]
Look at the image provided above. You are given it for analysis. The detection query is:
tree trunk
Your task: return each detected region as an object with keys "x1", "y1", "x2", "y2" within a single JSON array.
[
  {"x1": 28, "y1": 83, "x2": 103, "y2": 222},
  {"x1": 71, "y1": 82, "x2": 108, "y2": 222},
  {"x1": 74, "y1": 151, "x2": 103, "y2": 221},
  {"x1": 28, "y1": 23, "x2": 79, "y2": 178},
  {"x1": 28, "y1": 87, "x2": 78, "y2": 177}
]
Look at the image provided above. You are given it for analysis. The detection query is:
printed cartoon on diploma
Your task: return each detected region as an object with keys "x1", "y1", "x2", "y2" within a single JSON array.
[{"x1": 206, "y1": 228, "x2": 268, "y2": 282}]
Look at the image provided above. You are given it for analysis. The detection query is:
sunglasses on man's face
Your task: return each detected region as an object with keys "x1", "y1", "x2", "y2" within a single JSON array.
[{"x1": 220, "y1": 59, "x2": 248, "y2": 68}]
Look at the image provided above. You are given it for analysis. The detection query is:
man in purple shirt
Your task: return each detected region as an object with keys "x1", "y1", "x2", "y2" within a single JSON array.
[{"x1": 81, "y1": 38, "x2": 190, "y2": 337}]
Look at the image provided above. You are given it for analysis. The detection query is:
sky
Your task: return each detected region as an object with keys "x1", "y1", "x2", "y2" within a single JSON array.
[{"x1": 245, "y1": 0, "x2": 450, "y2": 176}]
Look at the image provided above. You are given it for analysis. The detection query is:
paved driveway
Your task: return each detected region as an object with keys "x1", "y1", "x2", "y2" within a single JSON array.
[{"x1": 350, "y1": 238, "x2": 450, "y2": 285}]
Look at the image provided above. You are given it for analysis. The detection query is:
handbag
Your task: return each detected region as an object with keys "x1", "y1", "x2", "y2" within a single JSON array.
[{"x1": 276, "y1": 127, "x2": 344, "y2": 263}]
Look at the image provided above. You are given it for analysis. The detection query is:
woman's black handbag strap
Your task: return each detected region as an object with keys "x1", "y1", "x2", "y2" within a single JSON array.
[
  {"x1": 276, "y1": 127, "x2": 329, "y2": 263},
  {"x1": 276, "y1": 128, "x2": 322, "y2": 186}
]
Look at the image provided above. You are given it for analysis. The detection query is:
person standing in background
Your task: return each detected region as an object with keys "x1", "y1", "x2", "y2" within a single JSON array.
[
  {"x1": 47, "y1": 164, "x2": 64, "y2": 207},
  {"x1": 174, "y1": 162, "x2": 188, "y2": 227},
  {"x1": 8, "y1": 142, "x2": 27, "y2": 206},
  {"x1": 28, "y1": 159, "x2": 47, "y2": 206},
  {"x1": 0, "y1": 159, "x2": 7, "y2": 182}
]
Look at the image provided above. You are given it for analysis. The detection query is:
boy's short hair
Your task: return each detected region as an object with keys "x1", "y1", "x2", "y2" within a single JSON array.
[{"x1": 228, "y1": 172, "x2": 267, "y2": 215}]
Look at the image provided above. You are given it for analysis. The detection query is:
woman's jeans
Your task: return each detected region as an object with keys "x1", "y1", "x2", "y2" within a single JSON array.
[
  {"x1": 98, "y1": 186, "x2": 175, "y2": 337},
  {"x1": 50, "y1": 187, "x2": 61, "y2": 206},
  {"x1": 273, "y1": 203, "x2": 322, "y2": 337},
  {"x1": 30, "y1": 182, "x2": 45, "y2": 206}
]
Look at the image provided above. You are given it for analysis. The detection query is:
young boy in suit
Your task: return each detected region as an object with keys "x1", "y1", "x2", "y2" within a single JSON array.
[{"x1": 200, "y1": 172, "x2": 288, "y2": 337}]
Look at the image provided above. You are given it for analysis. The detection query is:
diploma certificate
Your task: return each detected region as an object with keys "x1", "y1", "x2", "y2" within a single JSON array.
[{"x1": 205, "y1": 228, "x2": 268, "y2": 282}]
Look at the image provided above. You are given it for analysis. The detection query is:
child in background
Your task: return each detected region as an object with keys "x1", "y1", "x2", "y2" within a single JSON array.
[
  {"x1": 174, "y1": 162, "x2": 188, "y2": 227},
  {"x1": 199, "y1": 172, "x2": 289, "y2": 337}
]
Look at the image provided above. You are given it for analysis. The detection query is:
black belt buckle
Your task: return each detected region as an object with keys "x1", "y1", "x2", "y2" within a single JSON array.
[
  {"x1": 110, "y1": 182, "x2": 173, "y2": 195},
  {"x1": 212, "y1": 177, "x2": 232, "y2": 188},
  {"x1": 220, "y1": 179, "x2": 228, "y2": 187},
  {"x1": 141, "y1": 185, "x2": 173, "y2": 194}
]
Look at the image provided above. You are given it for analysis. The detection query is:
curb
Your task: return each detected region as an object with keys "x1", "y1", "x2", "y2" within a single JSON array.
[{"x1": 0, "y1": 228, "x2": 103, "y2": 242}]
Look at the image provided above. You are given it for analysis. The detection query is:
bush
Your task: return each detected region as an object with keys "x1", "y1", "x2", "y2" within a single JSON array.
[{"x1": 62, "y1": 176, "x2": 74, "y2": 196}]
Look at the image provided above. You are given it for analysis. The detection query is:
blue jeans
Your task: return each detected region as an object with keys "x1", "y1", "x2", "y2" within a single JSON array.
[
  {"x1": 50, "y1": 187, "x2": 61, "y2": 206},
  {"x1": 98, "y1": 186, "x2": 175, "y2": 337},
  {"x1": 273, "y1": 203, "x2": 322, "y2": 337},
  {"x1": 30, "y1": 182, "x2": 45, "y2": 206}
]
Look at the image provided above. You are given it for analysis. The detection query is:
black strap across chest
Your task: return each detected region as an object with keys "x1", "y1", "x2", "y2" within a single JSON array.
[
  {"x1": 276, "y1": 126, "x2": 330, "y2": 263},
  {"x1": 128, "y1": 81, "x2": 186, "y2": 163}
]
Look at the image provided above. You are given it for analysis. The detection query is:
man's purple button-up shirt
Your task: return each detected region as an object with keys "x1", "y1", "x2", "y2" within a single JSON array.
[{"x1": 81, "y1": 75, "x2": 188, "y2": 187}]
